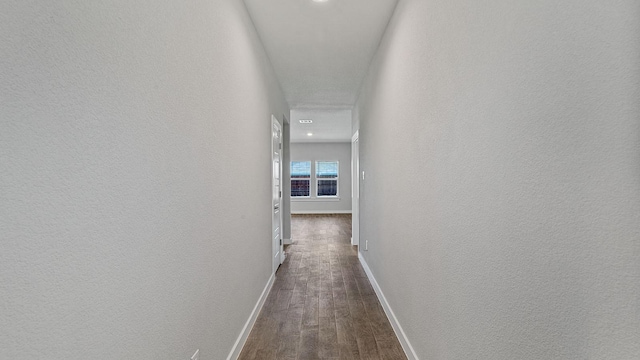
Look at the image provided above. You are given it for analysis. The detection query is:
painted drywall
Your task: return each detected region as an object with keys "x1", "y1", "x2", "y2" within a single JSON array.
[
  {"x1": 351, "y1": 105, "x2": 360, "y2": 139},
  {"x1": 355, "y1": 0, "x2": 640, "y2": 359},
  {"x1": 0, "y1": 1, "x2": 288, "y2": 359},
  {"x1": 290, "y1": 142, "x2": 352, "y2": 214},
  {"x1": 290, "y1": 109, "x2": 353, "y2": 142},
  {"x1": 244, "y1": 0, "x2": 398, "y2": 108}
]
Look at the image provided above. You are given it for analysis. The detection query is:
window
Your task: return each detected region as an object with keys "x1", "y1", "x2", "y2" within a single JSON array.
[
  {"x1": 291, "y1": 161, "x2": 311, "y2": 197},
  {"x1": 316, "y1": 161, "x2": 338, "y2": 197}
]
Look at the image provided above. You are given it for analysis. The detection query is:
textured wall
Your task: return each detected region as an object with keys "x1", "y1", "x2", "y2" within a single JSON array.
[
  {"x1": 356, "y1": 0, "x2": 640, "y2": 359},
  {"x1": 0, "y1": 0, "x2": 288, "y2": 359},
  {"x1": 290, "y1": 142, "x2": 352, "y2": 213}
]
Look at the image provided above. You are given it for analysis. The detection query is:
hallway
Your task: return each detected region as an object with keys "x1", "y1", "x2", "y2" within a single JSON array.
[
  {"x1": 3, "y1": 1, "x2": 639, "y2": 358},
  {"x1": 239, "y1": 215, "x2": 406, "y2": 359}
]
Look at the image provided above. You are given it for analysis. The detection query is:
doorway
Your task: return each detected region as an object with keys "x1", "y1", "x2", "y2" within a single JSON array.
[{"x1": 272, "y1": 115, "x2": 284, "y2": 273}]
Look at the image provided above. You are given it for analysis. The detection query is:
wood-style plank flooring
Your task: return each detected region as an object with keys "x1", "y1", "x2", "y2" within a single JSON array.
[{"x1": 238, "y1": 214, "x2": 406, "y2": 360}]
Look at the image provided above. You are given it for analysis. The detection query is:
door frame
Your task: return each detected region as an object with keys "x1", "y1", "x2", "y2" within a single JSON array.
[
  {"x1": 272, "y1": 115, "x2": 284, "y2": 274},
  {"x1": 351, "y1": 131, "x2": 359, "y2": 247}
]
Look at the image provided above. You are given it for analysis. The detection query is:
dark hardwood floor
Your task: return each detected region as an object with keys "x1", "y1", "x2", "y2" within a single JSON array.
[{"x1": 238, "y1": 214, "x2": 406, "y2": 360}]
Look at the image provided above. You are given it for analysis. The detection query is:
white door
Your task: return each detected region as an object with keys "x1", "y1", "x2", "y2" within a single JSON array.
[
  {"x1": 351, "y1": 131, "x2": 359, "y2": 247},
  {"x1": 272, "y1": 116, "x2": 284, "y2": 273}
]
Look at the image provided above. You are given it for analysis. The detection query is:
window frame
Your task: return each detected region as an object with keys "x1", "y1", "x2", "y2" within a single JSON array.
[
  {"x1": 290, "y1": 161, "x2": 311, "y2": 198},
  {"x1": 315, "y1": 160, "x2": 339, "y2": 198}
]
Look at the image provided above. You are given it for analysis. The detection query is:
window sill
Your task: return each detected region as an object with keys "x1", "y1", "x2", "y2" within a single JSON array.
[{"x1": 292, "y1": 197, "x2": 341, "y2": 202}]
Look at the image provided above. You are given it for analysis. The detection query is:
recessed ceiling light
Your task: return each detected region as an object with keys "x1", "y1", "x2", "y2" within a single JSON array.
[
  {"x1": 307, "y1": 132, "x2": 313, "y2": 136},
  {"x1": 299, "y1": 119, "x2": 313, "y2": 124},
  {"x1": 312, "y1": 0, "x2": 329, "y2": 2}
]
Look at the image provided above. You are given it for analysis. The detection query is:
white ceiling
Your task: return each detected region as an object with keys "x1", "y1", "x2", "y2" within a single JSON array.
[
  {"x1": 290, "y1": 109, "x2": 352, "y2": 142},
  {"x1": 244, "y1": 0, "x2": 398, "y2": 109}
]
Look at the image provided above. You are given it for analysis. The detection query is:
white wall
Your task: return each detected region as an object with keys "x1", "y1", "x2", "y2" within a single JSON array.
[
  {"x1": 0, "y1": 1, "x2": 288, "y2": 359},
  {"x1": 290, "y1": 142, "x2": 352, "y2": 214},
  {"x1": 355, "y1": 0, "x2": 640, "y2": 359}
]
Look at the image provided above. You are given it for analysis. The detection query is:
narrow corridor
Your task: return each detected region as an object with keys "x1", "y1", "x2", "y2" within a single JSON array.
[{"x1": 239, "y1": 215, "x2": 406, "y2": 359}]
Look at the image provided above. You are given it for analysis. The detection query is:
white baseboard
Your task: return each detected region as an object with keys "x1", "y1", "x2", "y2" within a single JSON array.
[
  {"x1": 358, "y1": 252, "x2": 419, "y2": 360},
  {"x1": 283, "y1": 238, "x2": 292, "y2": 245},
  {"x1": 291, "y1": 210, "x2": 352, "y2": 214},
  {"x1": 226, "y1": 273, "x2": 275, "y2": 360}
]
